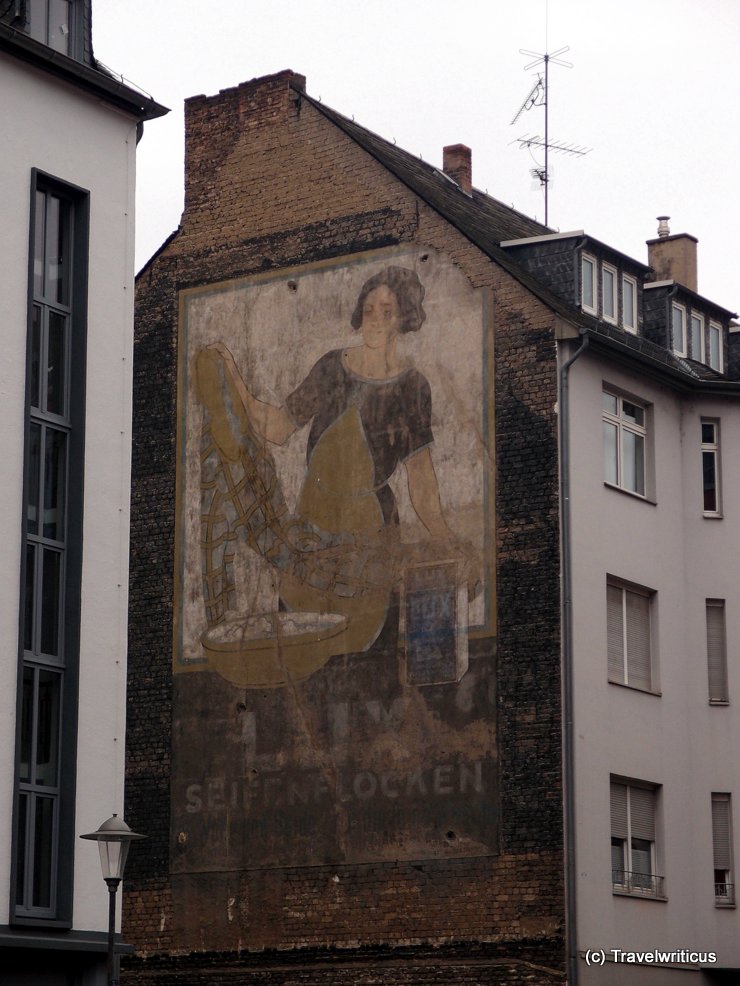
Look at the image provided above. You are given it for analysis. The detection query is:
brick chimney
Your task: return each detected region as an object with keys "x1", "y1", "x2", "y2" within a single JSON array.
[
  {"x1": 646, "y1": 216, "x2": 698, "y2": 292},
  {"x1": 443, "y1": 144, "x2": 472, "y2": 195}
]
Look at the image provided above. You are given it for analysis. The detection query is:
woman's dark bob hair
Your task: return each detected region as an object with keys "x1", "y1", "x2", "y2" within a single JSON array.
[{"x1": 350, "y1": 266, "x2": 426, "y2": 334}]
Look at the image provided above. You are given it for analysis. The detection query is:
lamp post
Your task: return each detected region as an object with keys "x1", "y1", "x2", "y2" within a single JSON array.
[{"x1": 81, "y1": 814, "x2": 146, "y2": 986}]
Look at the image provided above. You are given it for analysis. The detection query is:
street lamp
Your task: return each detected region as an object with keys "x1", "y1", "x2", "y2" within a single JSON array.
[{"x1": 80, "y1": 814, "x2": 146, "y2": 986}]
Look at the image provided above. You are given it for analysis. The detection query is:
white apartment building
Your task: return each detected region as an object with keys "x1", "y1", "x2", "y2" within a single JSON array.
[{"x1": 0, "y1": 3, "x2": 165, "y2": 982}]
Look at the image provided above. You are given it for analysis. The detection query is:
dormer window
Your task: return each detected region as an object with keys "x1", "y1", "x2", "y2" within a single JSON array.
[
  {"x1": 0, "y1": 0, "x2": 73, "y2": 55},
  {"x1": 602, "y1": 264, "x2": 617, "y2": 324},
  {"x1": 622, "y1": 275, "x2": 637, "y2": 334},
  {"x1": 671, "y1": 303, "x2": 687, "y2": 357},
  {"x1": 708, "y1": 321, "x2": 723, "y2": 372},
  {"x1": 582, "y1": 254, "x2": 597, "y2": 315}
]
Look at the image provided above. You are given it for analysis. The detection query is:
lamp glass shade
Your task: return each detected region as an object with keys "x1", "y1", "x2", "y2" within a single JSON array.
[{"x1": 80, "y1": 814, "x2": 146, "y2": 882}]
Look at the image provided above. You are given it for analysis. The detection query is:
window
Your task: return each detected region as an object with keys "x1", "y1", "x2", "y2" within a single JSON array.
[
  {"x1": 712, "y1": 794, "x2": 734, "y2": 905},
  {"x1": 671, "y1": 303, "x2": 687, "y2": 356},
  {"x1": 602, "y1": 264, "x2": 617, "y2": 323},
  {"x1": 622, "y1": 275, "x2": 637, "y2": 333},
  {"x1": 602, "y1": 389, "x2": 647, "y2": 496},
  {"x1": 707, "y1": 599, "x2": 728, "y2": 704},
  {"x1": 0, "y1": 0, "x2": 77, "y2": 54},
  {"x1": 691, "y1": 313, "x2": 705, "y2": 362},
  {"x1": 611, "y1": 780, "x2": 662, "y2": 897},
  {"x1": 581, "y1": 254, "x2": 596, "y2": 314},
  {"x1": 12, "y1": 173, "x2": 88, "y2": 926},
  {"x1": 708, "y1": 321, "x2": 723, "y2": 372},
  {"x1": 607, "y1": 580, "x2": 654, "y2": 691},
  {"x1": 701, "y1": 420, "x2": 721, "y2": 516}
]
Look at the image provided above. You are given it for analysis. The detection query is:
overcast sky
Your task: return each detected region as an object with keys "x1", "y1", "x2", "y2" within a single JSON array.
[{"x1": 93, "y1": 0, "x2": 739, "y2": 313}]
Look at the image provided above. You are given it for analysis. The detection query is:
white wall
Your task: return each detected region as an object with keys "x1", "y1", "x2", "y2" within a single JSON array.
[
  {"x1": 565, "y1": 343, "x2": 740, "y2": 979},
  {"x1": 0, "y1": 54, "x2": 138, "y2": 932}
]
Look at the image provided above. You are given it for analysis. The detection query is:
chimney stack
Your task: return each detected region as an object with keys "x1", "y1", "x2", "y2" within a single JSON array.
[
  {"x1": 647, "y1": 216, "x2": 698, "y2": 292},
  {"x1": 443, "y1": 144, "x2": 472, "y2": 195}
]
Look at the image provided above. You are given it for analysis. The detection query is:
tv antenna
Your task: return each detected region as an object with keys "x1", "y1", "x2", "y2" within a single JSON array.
[{"x1": 511, "y1": 46, "x2": 590, "y2": 225}]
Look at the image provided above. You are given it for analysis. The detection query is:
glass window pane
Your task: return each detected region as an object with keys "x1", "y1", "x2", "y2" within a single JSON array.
[
  {"x1": 29, "y1": 0, "x2": 50, "y2": 44},
  {"x1": 621, "y1": 401, "x2": 644, "y2": 427},
  {"x1": 30, "y1": 306, "x2": 42, "y2": 408},
  {"x1": 623, "y1": 279, "x2": 635, "y2": 329},
  {"x1": 46, "y1": 311, "x2": 67, "y2": 416},
  {"x1": 603, "y1": 421, "x2": 618, "y2": 484},
  {"x1": 582, "y1": 257, "x2": 594, "y2": 308},
  {"x1": 34, "y1": 191, "x2": 46, "y2": 297},
  {"x1": 603, "y1": 268, "x2": 615, "y2": 318},
  {"x1": 622, "y1": 431, "x2": 645, "y2": 495},
  {"x1": 702, "y1": 422, "x2": 716, "y2": 444},
  {"x1": 24, "y1": 543, "x2": 36, "y2": 653},
  {"x1": 43, "y1": 428, "x2": 66, "y2": 540},
  {"x1": 691, "y1": 315, "x2": 703, "y2": 359},
  {"x1": 27, "y1": 422, "x2": 41, "y2": 535},
  {"x1": 40, "y1": 548, "x2": 61, "y2": 656},
  {"x1": 32, "y1": 796, "x2": 55, "y2": 909},
  {"x1": 703, "y1": 450, "x2": 717, "y2": 512},
  {"x1": 15, "y1": 794, "x2": 28, "y2": 906},
  {"x1": 20, "y1": 667, "x2": 35, "y2": 784},
  {"x1": 48, "y1": 0, "x2": 70, "y2": 53},
  {"x1": 36, "y1": 671, "x2": 60, "y2": 786},
  {"x1": 709, "y1": 326, "x2": 721, "y2": 370},
  {"x1": 602, "y1": 391, "x2": 617, "y2": 415},
  {"x1": 46, "y1": 195, "x2": 70, "y2": 306}
]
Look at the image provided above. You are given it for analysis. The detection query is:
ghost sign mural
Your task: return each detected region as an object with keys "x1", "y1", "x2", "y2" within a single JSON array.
[{"x1": 172, "y1": 247, "x2": 496, "y2": 890}]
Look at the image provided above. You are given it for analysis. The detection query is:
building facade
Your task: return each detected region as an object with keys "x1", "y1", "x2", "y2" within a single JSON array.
[
  {"x1": 0, "y1": 3, "x2": 165, "y2": 982},
  {"x1": 126, "y1": 70, "x2": 739, "y2": 984}
]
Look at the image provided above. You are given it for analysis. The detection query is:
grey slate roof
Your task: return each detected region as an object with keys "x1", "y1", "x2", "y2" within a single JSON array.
[{"x1": 297, "y1": 86, "x2": 740, "y2": 393}]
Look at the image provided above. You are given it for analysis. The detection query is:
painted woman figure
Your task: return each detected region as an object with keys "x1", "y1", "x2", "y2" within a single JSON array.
[
  {"x1": 218, "y1": 266, "x2": 451, "y2": 544},
  {"x1": 198, "y1": 266, "x2": 463, "y2": 682}
]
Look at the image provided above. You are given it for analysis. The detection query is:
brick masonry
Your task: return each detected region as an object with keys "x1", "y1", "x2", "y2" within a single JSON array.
[{"x1": 126, "y1": 70, "x2": 565, "y2": 983}]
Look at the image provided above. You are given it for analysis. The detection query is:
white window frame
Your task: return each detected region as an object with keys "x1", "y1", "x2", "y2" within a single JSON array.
[
  {"x1": 701, "y1": 419, "x2": 721, "y2": 517},
  {"x1": 607, "y1": 579, "x2": 655, "y2": 692},
  {"x1": 622, "y1": 274, "x2": 637, "y2": 334},
  {"x1": 706, "y1": 599, "x2": 728, "y2": 704},
  {"x1": 581, "y1": 253, "x2": 597, "y2": 315},
  {"x1": 602, "y1": 263, "x2": 618, "y2": 324},
  {"x1": 611, "y1": 779, "x2": 662, "y2": 897},
  {"x1": 602, "y1": 389, "x2": 649, "y2": 497},
  {"x1": 690, "y1": 312, "x2": 705, "y2": 362},
  {"x1": 708, "y1": 321, "x2": 723, "y2": 372},
  {"x1": 671, "y1": 302, "x2": 687, "y2": 357},
  {"x1": 712, "y1": 793, "x2": 735, "y2": 906}
]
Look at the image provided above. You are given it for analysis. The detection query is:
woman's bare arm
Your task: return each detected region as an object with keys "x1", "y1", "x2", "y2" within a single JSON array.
[
  {"x1": 404, "y1": 447, "x2": 452, "y2": 539},
  {"x1": 210, "y1": 342, "x2": 296, "y2": 446}
]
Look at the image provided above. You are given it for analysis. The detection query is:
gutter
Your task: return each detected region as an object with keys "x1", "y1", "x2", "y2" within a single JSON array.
[{"x1": 558, "y1": 328, "x2": 589, "y2": 986}]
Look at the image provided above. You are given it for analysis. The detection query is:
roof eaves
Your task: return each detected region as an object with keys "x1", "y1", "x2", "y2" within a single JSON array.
[{"x1": 0, "y1": 25, "x2": 168, "y2": 120}]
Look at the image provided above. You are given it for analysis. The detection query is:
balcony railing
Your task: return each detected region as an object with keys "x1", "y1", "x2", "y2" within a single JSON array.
[
  {"x1": 715, "y1": 882, "x2": 735, "y2": 905},
  {"x1": 612, "y1": 869, "x2": 664, "y2": 897}
]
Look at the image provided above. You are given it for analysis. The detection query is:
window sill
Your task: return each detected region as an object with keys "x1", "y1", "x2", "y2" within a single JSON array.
[
  {"x1": 604, "y1": 482, "x2": 656, "y2": 505},
  {"x1": 714, "y1": 900, "x2": 736, "y2": 909},
  {"x1": 608, "y1": 680, "x2": 661, "y2": 697},
  {"x1": 703, "y1": 512, "x2": 723, "y2": 520},
  {"x1": 709, "y1": 699, "x2": 730, "y2": 707}
]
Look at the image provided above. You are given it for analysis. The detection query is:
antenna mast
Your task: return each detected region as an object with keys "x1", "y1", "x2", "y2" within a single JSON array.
[{"x1": 511, "y1": 45, "x2": 589, "y2": 226}]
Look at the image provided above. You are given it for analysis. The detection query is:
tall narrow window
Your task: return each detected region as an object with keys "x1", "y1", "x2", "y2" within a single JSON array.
[
  {"x1": 691, "y1": 313, "x2": 705, "y2": 362},
  {"x1": 622, "y1": 275, "x2": 637, "y2": 333},
  {"x1": 712, "y1": 794, "x2": 734, "y2": 905},
  {"x1": 708, "y1": 321, "x2": 723, "y2": 372},
  {"x1": 607, "y1": 580, "x2": 654, "y2": 691},
  {"x1": 671, "y1": 303, "x2": 687, "y2": 356},
  {"x1": 701, "y1": 420, "x2": 721, "y2": 516},
  {"x1": 611, "y1": 780, "x2": 662, "y2": 897},
  {"x1": 602, "y1": 389, "x2": 647, "y2": 496},
  {"x1": 12, "y1": 173, "x2": 87, "y2": 926},
  {"x1": 602, "y1": 264, "x2": 617, "y2": 323},
  {"x1": 707, "y1": 599, "x2": 728, "y2": 704},
  {"x1": 581, "y1": 254, "x2": 596, "y2": 314}
]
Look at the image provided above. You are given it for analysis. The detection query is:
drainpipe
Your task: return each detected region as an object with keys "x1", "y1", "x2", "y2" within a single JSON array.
[{"x1": 559, "y1": 327, "x2": 589, "y2": 986}]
